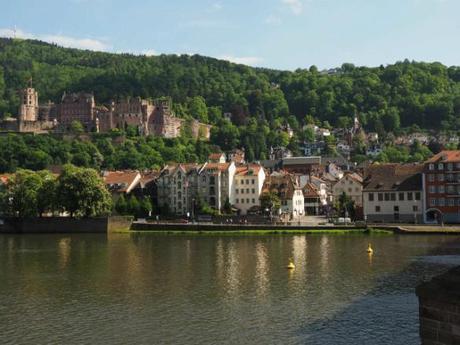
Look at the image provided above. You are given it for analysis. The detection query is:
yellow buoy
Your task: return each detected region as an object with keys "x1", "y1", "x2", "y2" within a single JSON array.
[
  {"x1": 367, "y1": 243, "x2": 374, "y2": 254},
  {"x1": 286, "y1": 260, "x2": 295, "y2": 270}
]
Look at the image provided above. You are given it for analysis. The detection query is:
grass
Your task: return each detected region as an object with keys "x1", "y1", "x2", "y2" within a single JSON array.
[{"x1": 115, "y1": 228, "x2": 394, "y2": 236}]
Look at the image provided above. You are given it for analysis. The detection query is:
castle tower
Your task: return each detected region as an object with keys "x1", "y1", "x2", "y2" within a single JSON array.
[{"x1": 18, "y1": 82, "x2": 39, "y2": 122}]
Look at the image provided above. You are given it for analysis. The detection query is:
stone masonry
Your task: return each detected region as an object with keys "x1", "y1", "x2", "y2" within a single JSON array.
[{"x1": 416, "y1": 266, "x2": 460, "y2": 344}]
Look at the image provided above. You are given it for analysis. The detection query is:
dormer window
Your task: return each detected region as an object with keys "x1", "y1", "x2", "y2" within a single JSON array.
[
  {"x1": 429, "y1": 164, "x2": 435, "y2": 171},
  {"x1": 438, "y1": 163, "x2": 444, "y2": 170}
]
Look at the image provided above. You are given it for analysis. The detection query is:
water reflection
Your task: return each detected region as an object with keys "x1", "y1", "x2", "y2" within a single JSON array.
[
  {"x1": 255, "y1": 242, "x2": 269, "y2": 297},
  {"x1": 0, "y1": 234, "x2": 459, "y2": 345},
  {"x1": 225, "y1": 241, "x2": 240, "y2": 298}
]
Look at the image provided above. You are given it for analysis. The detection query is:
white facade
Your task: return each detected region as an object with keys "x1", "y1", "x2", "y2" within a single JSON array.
[
  {"x1": 363, "y1": 190, "x2": 423, "y2": 223},
  {"x1": 281, "y1": 189, "x2": 304, "y2": 218},
  {"x1": 197, "y1": 162, "x2": 236, "y2": 212},
  {"x1": 232, "y1": 166, "x2": 266, "y2": 215},
  {"x1": 332, "y1": 174, "x2": 363, "y2": 207}
]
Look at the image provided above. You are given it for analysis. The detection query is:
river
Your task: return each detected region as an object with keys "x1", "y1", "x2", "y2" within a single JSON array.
[{"x1": 0, "y1": 233, "x2": 459, "y2": 344}]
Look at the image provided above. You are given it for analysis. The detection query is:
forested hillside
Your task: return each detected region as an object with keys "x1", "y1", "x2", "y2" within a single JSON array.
[{"x1": 1, "y1": 37, "x2": 460, "y2": 163}]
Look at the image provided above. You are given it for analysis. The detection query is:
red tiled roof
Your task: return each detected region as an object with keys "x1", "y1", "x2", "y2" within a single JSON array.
[
  {"x1": 203, "y1": 163, "x2": 230, "y2": 172},
  {"x1": 235, "y1": 164, "x2": 262, "y2": 176},
  {"x1": 303, "y1": 183, "x2": 319, "y2": 197},
  {"x1": 103, "y1": 171, "x2": 140, "y2": 192},
  {"x1": 208, "y1": 153, "x2": 225, "y2": 160},
  {"x1": 426, "y1": 151, "x2": 460, "y2": 164}
]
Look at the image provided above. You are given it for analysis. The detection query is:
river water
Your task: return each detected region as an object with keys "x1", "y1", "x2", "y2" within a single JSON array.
[{"x1": 1, "y1": 233, "x2": 459, "y2": 345}]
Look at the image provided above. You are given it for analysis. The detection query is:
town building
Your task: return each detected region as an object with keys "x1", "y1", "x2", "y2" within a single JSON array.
[
  {"x1": 363, "y1": 164, "x2": 424, "y2": 223},
  {"x1": 103, "y1": 170, "x2": 142, "y2": 199},
  {"x1": 156, "y1": 163, "x2": 202, "y2": 216},
  {"x1": 303, "y1": 183, "x2": 321, "y2": 215},
  {"x1": 262, "y1": 172, "x2": 304, "y2": 220},
  {"x1": 332, "y1": 172, "x2": 363, "y2": 207},
  {"x1": 232, "y1": 164, "x2": 266, "y2": 215},
  {"x1": 424, "y1": 151, "x2": 460, "y2": 223},
  {"x1": 208, "y1": 152, "x2": 226, "y2": 163},
  {"x1": 281, "y1": 156, "x2": 323, "y2": 175},
  {"x1": 227, "y1": 149, "x2": 245, "y2": 164},
  {"x1": 198, "y1": 162, "x2": 236, "y2": 212}
]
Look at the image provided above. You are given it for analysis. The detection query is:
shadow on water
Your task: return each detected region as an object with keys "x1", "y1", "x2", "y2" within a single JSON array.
[{"x1": 296, "y1": 236, "x2": 460, "y2": 345}]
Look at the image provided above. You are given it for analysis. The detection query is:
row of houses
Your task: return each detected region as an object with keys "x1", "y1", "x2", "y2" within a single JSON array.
[{"x1": 80, "y1": 150, "x2": 460, "y2": 224}]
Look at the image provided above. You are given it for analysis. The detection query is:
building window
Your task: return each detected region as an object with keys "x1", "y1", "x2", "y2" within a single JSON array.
[
  {"x1": 375, "y1": 206, "x2": 381, "y2": 212},
  {"x1": 438, "y1": 185, "x2": 445, "y2": 194},
  {"x1": 236, "y1": 198, "x2": 239, "y2": 203},
  {"x1": 408, "y1": 192, "x2": 413, "y2": 201},
  {"x1": 430, "y1": 198, "x2": 436, "y2": 207},
  {"x1": 241, "y1": 189, "x2": 244, "y2": 194},
  {"x1": 236, "y1": 189, "x2": 239, "y2": 194},
  {"x1": 457, "y1": 163, "x2": 460, "y2": 170},
  {"x1": 252, "y1": 179, "x2": 255, "y2": 185},
  {"x1": 428, "y1": 174, "x2": 435, "y2": 182},
  {"x1": 369, "y1": 193, "x2": 374, "y2": 202},
  {"x1": 429, "y1": 185, "x2": 436, "y2": 194},
  {"x1": 448, "y1": 185, "x2": 455, "y2": 194},
  {"x1": 246, "y1": 199, "x2": 250, "y2": 203},
  {"x1": 399, "y1": 192, "x2": 405, "y2": 201},
  {"x1": 448, "y1": 199, "x2": 455, "y2": 207},
  {"x1": 413, "y1": 205, "x2": 418, "y2": 212},
  {"x1": 384, "y1": 193, "x2": 390, "y2": 201},
  {"x1": 439, "y1": 198, "x2": 445, "y2": 207},
  {"x1": 252, "y1": 198, "x2": 255, "y2": 203},
  {"x1": 241, "y1": 199, "x2": 244, "y2": 204},
  {"x1": 438, "y1": 174, "x2": 445, "y2": 182},
  {"x1": 378, "y1": 193, "x2": 383, "y2": 201},
  {"x1": 394, "y1": 206, "x2": 399, "y2": 212},
  {"x1": 448, "y1": 163, "x2": 453, "y2": 171},
  {"x1": 246, "y1": 189, "x2": 250, "y2": 194},
  {"x1": 438, "y1": 163, "x2": 444, "y2": 170},
  {"x1": 390, "y1": 193, "x2": 396, "y2": 201},
  {"x1": 252, "y1": 189, "x2": 255, "y2": 194},
  {"x1": 429, "y1": 164, "x2": 435, "y2": 171},
  {"x1": 447, "y1": 174, "x2": 454, "y2": 182},
  {"x1": 415, "y1": 192, "x2": 421, "y2": 200}
]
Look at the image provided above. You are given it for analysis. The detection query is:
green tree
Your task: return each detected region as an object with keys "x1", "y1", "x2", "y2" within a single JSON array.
[
  {"x1": 56, "y1": 164, "x2": 112, "y2": 217},
  {"x1": 260, "y1": 192, "x2": 281, "y2": 215},
  {"x1": 2, "y1": 169, "x2": 43, "y2": 217},
  {"x1": 188, "y1": 96, "x2": 208, "y2": 123},
  {"x1": 115, "y1": 194, "x2": 128, "y2": 215},
  {"x1": 70, "y1": 120, "x2": 84, "y2": 134}
]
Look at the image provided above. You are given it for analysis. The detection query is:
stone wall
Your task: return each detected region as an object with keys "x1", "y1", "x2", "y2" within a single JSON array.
[
  {"x1": 416, "y1": 266, "x2": 460, "y2": 344},
  {"x1": 0, "y1": 216, "x2": 133, "y2": 234}
]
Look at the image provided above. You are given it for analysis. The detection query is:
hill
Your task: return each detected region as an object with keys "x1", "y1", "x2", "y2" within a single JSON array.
[{"x1": 0, "y1": 38, "x2": 460, "y2": 162}]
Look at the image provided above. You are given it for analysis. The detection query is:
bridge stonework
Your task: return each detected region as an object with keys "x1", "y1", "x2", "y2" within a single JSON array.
[{"x1": 416, "y1": 267, "x2": 460, "y2": 344}]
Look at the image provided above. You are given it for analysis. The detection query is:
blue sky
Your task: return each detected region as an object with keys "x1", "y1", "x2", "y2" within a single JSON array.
[{"x1": 0, "y1": 0, "x2": 459, "y2": 70}]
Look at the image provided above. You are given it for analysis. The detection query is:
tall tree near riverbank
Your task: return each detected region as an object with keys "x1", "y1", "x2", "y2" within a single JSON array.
[{"x1": 56, "y1": 165, "x2": 112, "y2": 218}]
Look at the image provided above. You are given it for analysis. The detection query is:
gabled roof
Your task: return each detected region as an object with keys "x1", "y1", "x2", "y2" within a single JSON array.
[
  {"x1": 303, "y1": 183, "x2": 320, "y2": 197},
  {"x1": 201, "y1": 162, "x2": 232, "y2": 172},
  {"x1": 103, "y1": 170, "x2": 141, "y2": 193},
  {"x1": 208, "y1": 152, "x2": 225, "y2": 161},
  {"x1": 282, "y1": 156, "x2": 321, "y2": 166},
  {"x1": 426, "y1": 150, "x2": 460, "y2": 164},
  {"x1": 363, "y1": 164, "x2": 423, "y2": 191},
  {"x1": 235, "y1": 164, "x2": 263, "y2": 176}
]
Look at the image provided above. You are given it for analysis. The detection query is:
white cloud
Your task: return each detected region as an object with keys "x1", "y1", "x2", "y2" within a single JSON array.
[
  {"x1": 0, "y1": 27, "x2": 111, "y2": 51},
  {"x1": 217, "y1": 55, "x2": 263, "y2": 66},
  {"x1": 142, "y1": 49, "x2": 157, "y2": 56},
  {"x1": 281, "y1": 0, "x2": 303, "y2": 15},
  {"x1": 265, "y1": 15, "x2": 283, "y2": 25}
]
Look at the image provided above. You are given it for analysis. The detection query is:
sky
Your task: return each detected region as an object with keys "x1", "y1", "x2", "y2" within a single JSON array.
[{"x1": 0, "y1": 0, "x2": 459, "y2": 70}]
